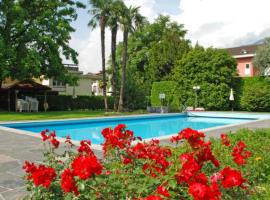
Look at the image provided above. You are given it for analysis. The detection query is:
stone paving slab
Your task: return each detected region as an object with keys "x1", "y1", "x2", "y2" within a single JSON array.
[{"x1": 0, "y1": 128, "x2": 102, "y2": 200}]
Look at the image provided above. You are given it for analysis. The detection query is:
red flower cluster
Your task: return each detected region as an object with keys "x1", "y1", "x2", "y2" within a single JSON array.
[
  {"x1": 102, "y1": 124, "x2": 135, "y2": 154},
  {"x1": 61, "y1": 168, "x2": 78, "y2": 195},
  {"x1": 232, "y1": 141, "x2": 252, "y2": 166},
  {"x1": 143, "y1": 195, "x2": 163, "y2": 200},
  {"x1": 23, "y1": 161, "x2": 56, "y2": 188},
  {"x1": 78, "y1": 140, "x2": 94, "y2": 155},
  {"x1": 219, "y1": 167, "x2": 246, "y2": 188},
  {"x1": 171, "y1": 128, "x2": 205, "y2": 149},
  {"x1": 220, "y1": 134, "x2": 230, "y2": 146},
  {"x1": 173, "y1": 128, "x2": 249, "y2": 200},
  {"x1": 40, "y1": 129, "x2": 60, "y2": 149},
  {"x1": 129, "y1": 140, "x2": 172, "y2": 178},
  {"x1": 72, "y1": 154, "x2": 103, "y2": 180},
  {"x1": 59, "y1": 136, "x2": 102, "y2": 196},
  {"x1": 157, "y1": 185, "x2": 170, "y2": 197}
]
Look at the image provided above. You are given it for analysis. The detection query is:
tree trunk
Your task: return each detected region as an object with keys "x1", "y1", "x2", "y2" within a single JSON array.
[
  {"x1": 111, "y1": 25, "x2": 118, "y2": 111},
  {"x1": 100, "y1": 17, "x2": 108, "y2": 111},
  {"x1": 118, "y1": 30, "x2": 128, "y2": 112}
]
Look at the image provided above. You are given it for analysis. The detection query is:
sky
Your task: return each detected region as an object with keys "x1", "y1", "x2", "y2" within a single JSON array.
[{"x1": 69, "y1": 0, "x2": 270, "y2": 73}]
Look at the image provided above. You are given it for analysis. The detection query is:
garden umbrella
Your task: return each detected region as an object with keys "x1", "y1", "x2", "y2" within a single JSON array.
[
  {"x1": 229, "y1": 88, "x2": 234, "y2": 111},
  {"x1": 229, "y1": 88, "x2": 234, "y2": 101}
]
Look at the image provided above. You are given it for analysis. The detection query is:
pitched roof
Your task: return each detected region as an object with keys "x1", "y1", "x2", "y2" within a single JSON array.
[
  {"x1": 1, "y1": 80, "x2": 51, "y2": 91},
  {"x1": 225, "y1": 44, "x2": 263, "y2": 56}
]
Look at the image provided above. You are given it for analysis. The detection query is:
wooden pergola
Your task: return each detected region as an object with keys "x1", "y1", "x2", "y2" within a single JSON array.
[{"x1": 0, "y1": 80, "x2": 57, "y2": 111}]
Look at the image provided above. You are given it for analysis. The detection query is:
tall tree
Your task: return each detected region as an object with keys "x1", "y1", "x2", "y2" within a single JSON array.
[
  {"x1": 172, "y1": 46, "x2": 237, "y2": 110},
  {"x1": 107, "y1": 0, "x2": 125, "y2": 111},
  {"x1": 253, "y1": 38, "x2": 270, "y2": 75},
  {"x1": 88, "y1": 0, "x2": 112, "y2": 110},
  {"x1": 118, "y1": 6, "x2": 145, "y2": 112},
  {"x1": 0, "y1": 0, "x2": 84, "y2": 88}
]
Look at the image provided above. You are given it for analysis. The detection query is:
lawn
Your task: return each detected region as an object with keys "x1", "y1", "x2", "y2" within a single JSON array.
[{"x1": 0, "y1": 110, "x2": 147, "y2": 121}]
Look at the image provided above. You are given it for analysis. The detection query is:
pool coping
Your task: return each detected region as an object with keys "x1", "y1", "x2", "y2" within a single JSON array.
[{"x1": 0, "y1": 112, "x2": 269, "y2": 151}]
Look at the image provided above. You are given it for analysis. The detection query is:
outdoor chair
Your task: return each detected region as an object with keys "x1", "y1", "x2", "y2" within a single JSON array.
[
  {"x1": 16, "y1": 99, "x2": 29, "y2": 112},
  {"x1": 26, "y1": 96, "x2": 39, "y2": 112}
]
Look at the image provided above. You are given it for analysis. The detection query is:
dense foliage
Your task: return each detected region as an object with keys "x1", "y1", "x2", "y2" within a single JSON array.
[
  {"x1": 233, "y1": 77, "x2": 270, "y2": 111},
  {"x1": 253, "y1": 38, "x2": 270, "y2": 75},
  {"x1": 36, "y1": 95, "x2": 113, "y2": 111},
  {"x1": 112, "y1": 15, "x2": 191, "y2": 110},
  {"x1": 23, "y1": 125, "x2": 270, "y2": 199},
  {"x1": 0, "y1": 0, "x2": 84, "y2": 86},
  {"x1": 150, "y1": 81, "x2": 178, "y2": 110},
  {"x1": 172, "y1": 46, "x2": 237, "y2": 110}
]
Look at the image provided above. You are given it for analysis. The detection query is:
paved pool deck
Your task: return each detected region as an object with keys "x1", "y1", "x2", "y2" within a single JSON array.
[{"x1": 0, "y1": 112, "x2": 269, "y2": 199}]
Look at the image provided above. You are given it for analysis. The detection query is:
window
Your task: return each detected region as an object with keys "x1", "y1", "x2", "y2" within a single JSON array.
[{"x1": 52, "y1": 80, "x2": 64, "y2": 86}]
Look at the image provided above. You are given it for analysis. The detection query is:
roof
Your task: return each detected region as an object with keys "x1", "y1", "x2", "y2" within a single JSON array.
[
  {"x1": 1, "y1": 80, "x2": 52, "y2": 91},
  {"x1": 225, "y1": 44, "x2": 263, "y2": 56}
]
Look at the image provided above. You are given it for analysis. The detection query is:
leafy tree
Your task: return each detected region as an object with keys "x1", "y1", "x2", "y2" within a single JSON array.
[
  {"x1": 112, "y1": 15, "x2": 190, "y2": 110},
  {"x1": 147, "y1": 21, "x2": 190, "y2": 81},
  {"x1": 0, "y1": 0, "x2": 85, "y2": 88},
  {"x1": 117, "y1": 6, "x2": 145, "y2": 112},
  {"x1": 253, "y1": 38, "x2": 270, "y2": 75},
  {"x1": 172, "y1": 46, "x2": 237, "y2": 110},
  {"x1": 88, "y1": 0, "x2": 112, "y2": 110},
  {"x1": 107, "y1": 0, "x2": 125, "y2": 111}
]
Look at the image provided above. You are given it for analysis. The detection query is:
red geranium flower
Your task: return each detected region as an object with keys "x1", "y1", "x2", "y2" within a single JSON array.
[
  {"x1": 232, "y1": 141, "x2": 252, "y2": 166},
  {"x1": 23, "y1": 161, "x2": 37, "y2": 174},
  {"x1": 30, "y1": 165, "x2": 56, "y2": 188},
  {"x1": 220, "y1": 167, "x2": 246, "y2": 188},
  {"x1": 220, "y1": 134, "x2": 230, "y2": 146},
  {"x1": 189, "y1": 182, "x2": 208, "y2": 200},
  {"x1": 143, "y1": 195, "x2": 163, "y2": 200},
  {"x1": 72, "y1": 155, "x2": 102, "y2": 180},
  {"x1": 157, "y1": 186, "x2": 170, "y2": 197},
  {"x1": 61, "y1": 168, "x2": 79, "y2": 195},
  {"x1": 78, "y1": 140, "x2": 94, "y2": 155},
  {"x1": 40, "y1": 131, "x2": 49, "y2": 141},
  {"x1": 50, "y1": 137, "x2": 60, "y2": 149}
]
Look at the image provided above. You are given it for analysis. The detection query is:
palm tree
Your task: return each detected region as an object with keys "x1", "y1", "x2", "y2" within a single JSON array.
[
  {"x1": 118, "y1": 6, "x2": 145, "y2": 112},
  {"x1": 107, "y1": 0, "x2": 125, "y2": 111},
  {"x1": 88, "y1": 0, "x2": 112, "y2": 110}
]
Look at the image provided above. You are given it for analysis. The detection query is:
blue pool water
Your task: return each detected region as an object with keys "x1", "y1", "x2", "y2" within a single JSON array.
[{"x1": 1, "y1": 114, "x2": 256, "y2": 144}]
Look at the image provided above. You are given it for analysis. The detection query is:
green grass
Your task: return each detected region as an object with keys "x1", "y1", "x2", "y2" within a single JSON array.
[{"x1": 0, "y1": 110, "x2": 148, "y2": 121}]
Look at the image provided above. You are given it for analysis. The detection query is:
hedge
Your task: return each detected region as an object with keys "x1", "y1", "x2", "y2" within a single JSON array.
[
  {"x1": 233, "y1": 76, "x2": 270, "y2": 112},
  {"x1": 37, "y1": 95, "x2": 113, "y2": 111},
  {"x1": 151, "y1": 77, "x2": 270, "y2": 112},
  {"x1": 150, "y1": 81, "x2": 179, "y2": 111}
]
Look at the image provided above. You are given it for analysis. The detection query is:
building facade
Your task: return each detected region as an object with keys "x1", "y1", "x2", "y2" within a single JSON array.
[
  {"x1": 226, "y1": 44, "x2": 262, "y2": 77},
  {"x1": 43, "y1": 65, "x2": 103, "y2": 96}
]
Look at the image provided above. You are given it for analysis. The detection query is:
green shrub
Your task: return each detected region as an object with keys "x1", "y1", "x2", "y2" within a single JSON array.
[
  {"x1": 171, "y1": 47, "x2": 237, "y2": 111},
  {"x1": 150, "y1": 81, "x2": 179, "y2": 110},
  {"x1": 233, "y1": 77, "x2": 270, "y2": 112},
  {"x1": 37, "y1": 95, "x2": 113, "y2": 111}
]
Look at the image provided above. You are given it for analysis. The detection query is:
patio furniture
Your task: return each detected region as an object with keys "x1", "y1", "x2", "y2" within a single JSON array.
[
  {"x1": 16, "y1": 99, "x2": 29, "y2": 112},
  {"x1": 26, "y1": 96, "x2": 39, "y2": 112}
]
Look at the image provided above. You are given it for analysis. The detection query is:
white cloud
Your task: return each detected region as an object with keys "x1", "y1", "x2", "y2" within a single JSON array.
[
  {"x1": 124, "y1": 0, "x2": 156, "y2": 22},
  {"x1": 72, "y1": 0, "x2": 270, "y2": 73},
  {"x1": 173, "y1": 0, "x2": 270, "y2": 47},
  {"x1": 72, "y1": 0, "x2": 156, "y2": 73}
]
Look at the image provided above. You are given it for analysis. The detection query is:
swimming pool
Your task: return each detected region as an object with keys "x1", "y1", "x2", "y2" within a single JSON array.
[{"x1": 1, "y1": 114, "x2": 257, "y2": 144}]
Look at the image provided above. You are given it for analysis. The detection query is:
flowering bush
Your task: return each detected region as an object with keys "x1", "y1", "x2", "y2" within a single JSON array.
[{"x1": 23, "y1": 125, "x2": 254, "y2": 199}]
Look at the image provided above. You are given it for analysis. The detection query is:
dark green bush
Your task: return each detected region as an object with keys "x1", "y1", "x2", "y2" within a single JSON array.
[
  {"x1": 37, "y1": 95, "x2": 113, "y2": 111},
  {"x1": 150, "y1": 81, "x2": 179, "y2": 111},
  {"x1": 233, "y1": 77, "x2": 270, "y2": 112}
]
